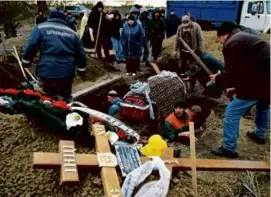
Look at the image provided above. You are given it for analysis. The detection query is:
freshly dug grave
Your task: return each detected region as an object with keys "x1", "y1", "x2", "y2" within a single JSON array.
[{"x1": 162, "y1": 31, "x2": 270, "y2": 61}]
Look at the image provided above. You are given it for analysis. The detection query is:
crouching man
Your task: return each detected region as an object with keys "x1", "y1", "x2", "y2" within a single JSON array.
[
  {"x1": 163, "y1": 99, "x2": 201, "y2": 143},
  {"x1": 22, "y1": 10, "x2": 86, "y2": 102}
]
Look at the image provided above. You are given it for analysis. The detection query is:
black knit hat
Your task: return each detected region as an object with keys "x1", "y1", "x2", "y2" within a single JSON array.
[
  {"x1": 96, "y1": 1, "x2": 104, "y2": 9},
  {"x1": 217, "y1": 21, "x2": 238, "y2": 37},
  {"x1": 174, "y1": 99, "x2": 186, "y2": 109}
]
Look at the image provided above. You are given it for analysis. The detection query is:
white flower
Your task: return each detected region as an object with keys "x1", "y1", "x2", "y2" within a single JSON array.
[{"x1": 66, "y1": 112, "x2": 83, "y2": 130}]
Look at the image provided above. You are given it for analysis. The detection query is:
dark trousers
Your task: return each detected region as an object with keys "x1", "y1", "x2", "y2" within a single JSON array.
[
  {"x1": 95, "y1": 35, "x2": 110, "y2": 60},
  {"x1": 151, "y1": 36, "x2": 163, "y2": 60},
  {"x1": 40, "y1": 78, "x2": 73, "y2": 102},
  {"x1": 126, "y1": 57, "x2": 140, "y2": 73}
]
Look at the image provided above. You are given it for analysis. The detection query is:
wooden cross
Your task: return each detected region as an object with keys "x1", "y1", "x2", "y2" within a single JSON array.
[{"x1": 33, "y1": 124, "x2": 270, "y2": 197}]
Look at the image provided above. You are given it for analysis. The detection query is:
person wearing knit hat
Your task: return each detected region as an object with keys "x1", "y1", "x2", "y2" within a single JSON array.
[
  {"x1": 107, "y1": 90, "x2": 122, "y2": 117},
  {"x1": 87, "y1": 1, "x2": 111, "y2": 61},
  {"x1": 163, "y1": 99, "x2": 195, "y2": 142},
  {"x1": 121, "y1": 14, "x2": 145, "y2": 76},
  {"x1": 22, "y1": 9, "x2": 86, "y2": 102},
  {"x1": 209, "y1": 21, "x2": 270, "y2": 158}
]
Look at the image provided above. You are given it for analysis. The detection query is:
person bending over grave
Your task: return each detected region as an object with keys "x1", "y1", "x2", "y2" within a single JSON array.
[
  {"x1": 107, "y1": 90, "x2": 122, "y2": 117},
  {"x1": 22, "y1": 10, "x2": 86, "y2": 102},
  {"x1": 163, "y1": 99, "x2": 202, "y2": 143}
]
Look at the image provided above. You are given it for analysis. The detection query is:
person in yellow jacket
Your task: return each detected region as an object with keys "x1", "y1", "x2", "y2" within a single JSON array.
[
  {"x1": 163, "y1": 99, "x2": 201, "y2": 142},
  {"x1": 80, "y1": 11, "x2": 90, "y2": 38}
]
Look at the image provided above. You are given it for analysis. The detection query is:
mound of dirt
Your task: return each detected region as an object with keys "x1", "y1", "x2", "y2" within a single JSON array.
[
  {"x1": 0, "y1": 113, "x2": 103, "y2": 197},
  {"x1": 162, "y1": 31, "x2": 270, "y2": 61},
  {"x1": 73, "y1": 56, "x2": 107, "y2": 86}
]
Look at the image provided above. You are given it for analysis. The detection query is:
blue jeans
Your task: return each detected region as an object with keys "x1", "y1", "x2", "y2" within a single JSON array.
[
  {"x1": 141, "y1": 39, "x2": 151, "y2": 63},
  {"x1": 223, "y1": 98, "x2": 270, "y2": 153},
  {"x1": 111, "y1": 37, "x2": 122, "y2": 61}
]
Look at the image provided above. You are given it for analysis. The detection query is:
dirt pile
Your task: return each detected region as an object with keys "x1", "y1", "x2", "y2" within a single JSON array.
[
  {"x1": 162, "y1": 31, "x2": 270, "y2": 61},
  {"x1": 0, "y1": 113, "x2": 103, "y2": 197},
  {"x1": 73, "y1": 55, "x2": 107, "y2": 86}
]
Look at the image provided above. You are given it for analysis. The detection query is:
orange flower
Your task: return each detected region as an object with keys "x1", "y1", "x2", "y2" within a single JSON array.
[{"x1": 52, "y1": 100, "x2": 69, "y2": 110}]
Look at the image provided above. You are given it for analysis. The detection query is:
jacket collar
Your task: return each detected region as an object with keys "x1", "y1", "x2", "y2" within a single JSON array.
[
  {"x1": 47, "y1": 18, "x2": 68, "y2": 25},
  {"x1": 224, "y1": 28, "x2": 241, "y2": 45}
]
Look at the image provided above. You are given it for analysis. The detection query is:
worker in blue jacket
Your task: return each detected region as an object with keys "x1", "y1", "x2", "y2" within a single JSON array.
[
  {"x1": 22, "y1": 10, "x2": 86, "y2": 102},
  {"x1": 107, "y1": 90, "x2": 122, "y2": 117}
]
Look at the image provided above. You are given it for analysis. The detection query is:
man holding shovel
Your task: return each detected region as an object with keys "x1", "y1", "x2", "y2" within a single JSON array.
[
  {"x1": 22, "y1": 10, "x2": 86, "y2": 102},
  {"x1": 210, "y1": 21, "x2": 270, "y2": 158},
  {"x1": 87, "y1": 1, "x2": 110, "y2": 61}
]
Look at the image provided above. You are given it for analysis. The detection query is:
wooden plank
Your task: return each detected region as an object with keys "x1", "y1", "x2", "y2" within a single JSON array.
[
  {"x1": 72, "y1": 75, "x2": 123, "y2": 99},
  {"x1": 33, "y1": 153, "x2": 99, "y2": 168},
  {"x1": 189, "y1": 122, "x2": 198, "y2": 196},
  {"x1": 92, "y1": 124, "x2": 122, "y2": 197},
  {"x1": 150, "y1": 63, "x2": 161, "y2": 74},
  {"x1": 161, "y1": 147, "x2": 175, "y2": 176},
  {"x1": 59, "y1": 140, "x2": 79, "y2": 184},
  {"x1": 174, "y1": 159, "x2": 270, "y2": 171}
]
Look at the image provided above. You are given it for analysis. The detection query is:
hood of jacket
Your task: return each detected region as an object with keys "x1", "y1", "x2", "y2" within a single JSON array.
[{"x1": 130, "y1": 6, "x2": 140, "y2": 14}]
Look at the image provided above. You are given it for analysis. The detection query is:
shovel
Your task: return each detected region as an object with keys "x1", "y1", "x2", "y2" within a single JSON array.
[
  {"x1": 178, "y1": 37, "x2": 232, "y2": 99},
  {"x1": 89, "y1": 12, "x2": 103, "y2": 58},
  {"x1": 12, "y1": 45, "x2": 42, "y2": 91}
]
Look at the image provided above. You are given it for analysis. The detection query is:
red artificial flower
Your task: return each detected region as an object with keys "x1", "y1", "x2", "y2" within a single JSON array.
[
  {"x1": 23, "y1": 89, "x2": 43, "y2": 98},
  {"x1": 0, "y1": 89, "x2": 4, "y2": 93},
  {"x1": 40, "y1": 96, "x2": 52, "y2": 101},
  {"x1": 5, "y1": 88, "x2": 19, "y2": 95},
  {"x1": 52, "y1": 100, "x2": 69, "y2": 110},
  {"x1": 23, "y1": 89, "x2": 35, "y2": 96}
]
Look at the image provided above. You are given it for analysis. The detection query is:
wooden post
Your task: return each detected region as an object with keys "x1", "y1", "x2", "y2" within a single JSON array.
[
  {"x1": 92, "y1": 124, "x2": 122, "y2": 197},
  {"x1": 189, "y1": 122, "x2": 198, "y2": 196}
]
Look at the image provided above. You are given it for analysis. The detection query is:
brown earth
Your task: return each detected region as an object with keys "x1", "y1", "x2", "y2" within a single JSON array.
[{"x1": 0, "y1": 28, "x2": 270, "y2": 196}]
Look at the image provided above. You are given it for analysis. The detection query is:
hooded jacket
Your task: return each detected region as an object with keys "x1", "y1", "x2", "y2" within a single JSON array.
[
  {"x1": 139, "y1": 8, "x2": 151, "y2": 39},
  {"x1": 216, "y1": 28, "x2": 270, "y2": 102},
  {"x1": 22, "y1": 14, "x2": 86, "y2": 79},
  {"x1": 121, "y1": 17, "x2": 145, "y2": 58},
  {"x1": 110, "y1": 13, "x2": 122, "y2": 40},
  {"x1": 109, "y1": 97, "x2": 122, "y2": 116},
  {"x1": 149, "y1": 9, "x2": 165, "y2": 39}
]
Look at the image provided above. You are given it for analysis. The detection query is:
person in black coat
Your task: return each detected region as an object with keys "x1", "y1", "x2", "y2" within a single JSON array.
[
  {"x1": 165, "y1": 9, "x2": 180, "y2": 38},
  {"x1": 210, "y1": 21, "x2": 270, "y2": 158},
  {"x1": 87, "y1": 1, "x2": 110, "y2": 61},
  {"x1": 66, "y1": 12, "x2": 77, "y2": 32},
  {"x1": 149, "y1": 8, "x2": 165, "y2": 61},
  {"x1": 35, "y1": 11, "x2": 47, "y2": 25}
]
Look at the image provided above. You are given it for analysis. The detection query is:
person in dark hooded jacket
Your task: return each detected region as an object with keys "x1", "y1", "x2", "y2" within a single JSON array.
[
  {"x1": 22, "y1": 10, "x2": 86, "y2": 102},
  {"x1": 140, "y1": 8, "x2": 151, "y2": 66},
  {"x1": 166, "y1": 9, "x2": 180, "y2": 38},
  {"x1": 121, "y1": 15, "x2": 145, "y2": 76},
  {"x1": 149, "y1": 8, "x2": 165, "y2": 61},
  {"x1": 87, "y1": 1, "x2": 110, "y2": 61},
  {"x1": 110, "y1": 12, "x2": 123, "y2": 63}
]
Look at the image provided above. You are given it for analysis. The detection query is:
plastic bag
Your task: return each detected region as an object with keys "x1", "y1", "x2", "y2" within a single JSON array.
[{"x1": 122, "y1": 157, "x2": 170, "y2": 197}]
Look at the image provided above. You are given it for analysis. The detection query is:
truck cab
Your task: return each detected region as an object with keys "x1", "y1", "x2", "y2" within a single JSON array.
[{"x1": 240, "y1": 0, "x2": 270, "y2": 33}]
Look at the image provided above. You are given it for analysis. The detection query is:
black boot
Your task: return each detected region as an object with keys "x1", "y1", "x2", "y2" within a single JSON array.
[
  {"x1": 247, "y1": 131, "x2": 266, "y2": 144},
  {"x1": 211, "y1": 146, "x2": 238, "y2": 158}
]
